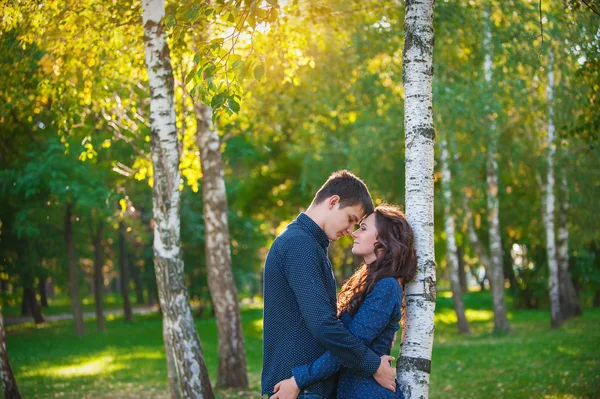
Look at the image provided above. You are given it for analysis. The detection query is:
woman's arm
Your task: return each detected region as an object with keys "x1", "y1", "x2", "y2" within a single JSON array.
[{"x1": 290, "y1": 278, "x2": 401, "y2": 389}]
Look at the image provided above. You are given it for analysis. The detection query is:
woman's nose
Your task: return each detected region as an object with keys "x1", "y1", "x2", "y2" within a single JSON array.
[{"x1": 351, "y1": 229, "x2": 359, "y2": 238}]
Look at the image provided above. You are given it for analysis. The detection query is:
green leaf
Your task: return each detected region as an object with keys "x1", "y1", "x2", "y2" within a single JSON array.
[
  {"x1": 184, "y1": 69, "x2": 196, "y2": 86},
  {"x1": 228, "y1": 97, "x2": 241, "y2": 114},
  {"x1": 165, "y1": 14, "x2": 176, "y2": 28},
  {"x1": 232, "y1": 60, "x2": 244, "y2": 70},
  {"x1": 253, "y1": 64, "x2": 265, "y2": 81},
  {"x1": 266, "y1": 0, "x2": 278, "y2": 6},
  {"x1": 204, "y1": 63, "x2": 217, "y2": 78},
  {"x1": 211, "y1": 92, "x2": 227, "y2": 109}
]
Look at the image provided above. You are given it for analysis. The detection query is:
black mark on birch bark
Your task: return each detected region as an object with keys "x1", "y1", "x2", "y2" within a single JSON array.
[{"x1": 398, "y1": 356, "x2": 432, "y2": 374}]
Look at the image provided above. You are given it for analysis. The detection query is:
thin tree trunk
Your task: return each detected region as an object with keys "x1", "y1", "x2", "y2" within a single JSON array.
[
  {"x1": 119, "y1": 221, "x2": 133, "y2": 322},
  {"x1": 457, "y1": 245, "x2": 468, "y2": 294},
  {"x1": 463, "y1": 196, "x2": 491, "y2": 288},
  {"x1": 557, "y1": 170, "x2": 581, "y2": 319},
  {"x1": 38, "y1": 277, "x2": 48, "y2": 307},
  {"x1": 441, "y1": 138, "x2": 470, "y2": 334},
  {"x1": 20, "y1": 289, "x2": 29, "y2": 317},
  {"x1": 194, "y1": 102, "x2": 248, "y2": 388},
  {"x1": 141, "y1": 1, "x2": 214, "y2": 397},
  {"x1": 396, "y1": 0, "x2": 436, "y2": 396},
  {"x1": 130, "y1": 252, "x2": 145, "y2": 305},
  {"x1": 92, "y1": 222, "x2": 105, "y2": 332},
  {"x1": 164, "y1": 329, "x2": 182, "y2": 399},
  {"x1": 543, "y1": 49, "x2": 562, "y2": 328},
  {"x1": 0, "y1": 306, "x2": 22, "y2": 399},
  {"x1": 47, "y1": 278, "x2": 55, "y2": 300},
  {"x1": 24, "y1": 285, "x2": 44, "y2": 324},
  {"x1": 65, "y1": 203, "x2": 85, "y2": 336},
  {"x1": 483, "y1": 6, "x2": 510, "y2": 333}
]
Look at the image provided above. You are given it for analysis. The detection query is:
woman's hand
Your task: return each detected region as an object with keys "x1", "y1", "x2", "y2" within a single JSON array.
[{"x1": 271, "y1": 376, "x2": 300, "y2": 399}]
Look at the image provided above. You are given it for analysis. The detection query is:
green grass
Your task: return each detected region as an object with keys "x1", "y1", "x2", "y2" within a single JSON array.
[
  {"x1": 3, "y1": 293, "x2": 135, "y2": 318},
  {"x1": 6, "y1": 291, "x2": 600, "y2": 398}
]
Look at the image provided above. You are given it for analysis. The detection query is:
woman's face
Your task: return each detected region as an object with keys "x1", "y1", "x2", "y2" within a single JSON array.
[{"x1": 351, "y1": 213, "x2": 378, "y2": 264}]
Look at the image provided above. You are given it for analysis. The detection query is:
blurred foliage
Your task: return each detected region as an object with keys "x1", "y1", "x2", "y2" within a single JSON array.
[{"x1": 0, "y1": 0, "x2": 598, "y2": 315}]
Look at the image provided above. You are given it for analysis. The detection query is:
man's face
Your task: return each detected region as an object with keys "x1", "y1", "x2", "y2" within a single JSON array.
[{"x1": 324, "y1": 200, "x2": 365, "y2": 241}]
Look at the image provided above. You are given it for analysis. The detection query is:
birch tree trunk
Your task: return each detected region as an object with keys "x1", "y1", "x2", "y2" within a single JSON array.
[
  {"x1": 0, "y1": 307, "x2": 21, "y2": 399},
  {"x1": 544, "y1": 49, "x2": 562, "y2": 328},
  {"x1": 119, "y1": 221, "x2": 133, "y2": 323},
  {"x1": 141, "y1": 1, "x2": 214, "y2": 397},
  {"x1": 440, "y1": 138, "x2": 470, "y2": 334},
  {"x1": 396, "y1": 0, "x2": 436, "y2": 396},
  {"x1": 65, "y1": 203, "x2": 85, "y2": 336},
  {"x1": 194, "y1": 102, "x2": 248, "y2": 388},
  {"x1": 557, "y1": 170, "x2": 582, "y2": 319},
  {"x1": 92, "y1": 222, "x2": 105, "y2": 332},
  {"x1": 483, "y1": 7, "x2": 510, "y2": 333},
  {"x1": 463, "y1": 197, "x2": 491, "y2": 288}
]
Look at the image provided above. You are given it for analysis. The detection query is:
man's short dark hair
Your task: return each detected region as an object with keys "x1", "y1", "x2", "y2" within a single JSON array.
[{"x1": 312, "y1": 170, "x2": 374, "y2": 214}]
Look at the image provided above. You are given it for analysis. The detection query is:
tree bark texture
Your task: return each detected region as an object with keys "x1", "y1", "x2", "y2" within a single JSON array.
[
  {"x1": 440, "y1": 138, "x2": 470, "y2": 334},
  {"x1": 194, "y1": 102, "x2": 248, "y2": 388},
  {"x1": 38, "y1": 278, "x2": 48, "y2": 307},
  {"x1": 22, "y1": 285, "x2": 44, "y2": 324},
  {"x1": 92, "y1": 222, "x2": 105, "y2": 332},
  {"x1": 119, "y1": 221, "x2": 134, "y2": 322},
  {"x1": 544, "y1": 49, "x2": 562, "y2": 328},
  {"x1": 483, "y1": 6, "x2": 510, "y2": 333},
  {"x1": 65, "y1": 203, "x2": 85, "y2": 336},
  {"x1": 0, "y1": 307, "x2": 21, "y2": 399},
  {"x1": 396, "y1": 0, "x2": 437, "y2": 397},
  {"x1": 557, "y1": 170, "x2": 581, "y2": 319},
  {"x1": 141, "y1": 1, "x2": 214, "y2": 397},
  {"x1": 457, "y1": 245, "x2": 468, "y2": 294}
]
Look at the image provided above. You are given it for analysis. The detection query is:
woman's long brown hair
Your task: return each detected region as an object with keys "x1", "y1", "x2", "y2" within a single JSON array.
[{"x1": 337, "y1": 204, "x2": 417, "y2": 317}]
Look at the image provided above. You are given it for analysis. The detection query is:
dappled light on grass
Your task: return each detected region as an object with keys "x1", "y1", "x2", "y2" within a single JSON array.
[
  {"x1": 22, "y1": 355, "x2": 125, "y2": 378},
  {"x1": 251, "y1": 317, "x2": 263, "y2": 333},
  {"x1": 21, "y1": 349, "x2": 165, "y2": 380},
  {"x1": 435, "y1": 308, "x2": 494, "y2": 325}
]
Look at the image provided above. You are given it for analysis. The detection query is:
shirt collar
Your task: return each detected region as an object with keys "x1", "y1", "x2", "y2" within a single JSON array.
[{"x1": 297, "y1": 213, "x2": 330, "y2": 249}]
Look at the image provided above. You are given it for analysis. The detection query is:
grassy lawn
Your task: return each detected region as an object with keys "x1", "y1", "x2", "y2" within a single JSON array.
[
  {"x1": 6, "y1": 291, "x2": 600, "y2": 399},
  {"x1": 3, "y1": 293, "x2": 139, "y2": 318}
]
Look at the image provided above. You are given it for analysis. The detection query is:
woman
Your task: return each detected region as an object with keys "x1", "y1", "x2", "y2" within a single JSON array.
[{"x1": 272, "y1": 204, "x2": 416, "y2": 399}]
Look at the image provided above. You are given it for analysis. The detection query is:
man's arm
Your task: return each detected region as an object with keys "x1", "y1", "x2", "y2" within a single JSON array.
[
  {"x1": 281, "y1": 236, "x2": 384, "y2": 376},
  {"x1": 291, "y1": 278, "x2": 401, "y2": 389}
]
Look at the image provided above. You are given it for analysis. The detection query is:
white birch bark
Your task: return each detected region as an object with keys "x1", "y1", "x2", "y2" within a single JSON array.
[
  {"x1": 440, "y1": 138, "x2": 470, "y2": 334},
  {"x1": 544, "y1": 48, "x2": 562, "y2": 328},
  {"x1": 557, "y1": 169, "x2": 582, "y2": 319},
  {"x1": 141, "y1": 1, "x2": 214, "y2": 397},
  {"x1": 396, "y1": 0, "x2": 436, "y2": 397},
  {"x1": 194, "y1": 103, "x2": 248, "y2": 388},
  {"x1": 483, "y1": 6, "x2": 510, "y2": 332},
  {"x1": 0, "y1": 307, "x2": 21, "y2": 398}
]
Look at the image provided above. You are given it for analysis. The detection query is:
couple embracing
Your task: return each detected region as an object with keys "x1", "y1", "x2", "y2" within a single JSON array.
[{"x1": 262, "y1": 170, "x2": 416, "y2": 399}]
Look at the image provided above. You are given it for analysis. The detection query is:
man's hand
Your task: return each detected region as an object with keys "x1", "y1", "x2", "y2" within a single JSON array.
[
  {"x1": 373, "y1": 355, "x2": 396, "y2": 392},
  {"x1": 271, "y1": 376, "x2": 300, "y2": 399}
]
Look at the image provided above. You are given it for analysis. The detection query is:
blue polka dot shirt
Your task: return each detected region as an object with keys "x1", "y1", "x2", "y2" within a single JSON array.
[
  {"x1": 292, "y1": 277, "x2": 405, "y2": 399},
  {"x1": 261, "y1": 213, "x2": 381, "y2": 397}
]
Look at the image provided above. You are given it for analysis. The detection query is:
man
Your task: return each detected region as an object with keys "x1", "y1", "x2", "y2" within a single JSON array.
[{"x1": 262, "y1": 170, "x2": 396, "y2": 399}]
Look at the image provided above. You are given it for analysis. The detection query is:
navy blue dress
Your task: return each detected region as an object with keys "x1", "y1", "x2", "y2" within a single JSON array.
[{"x1": 292, "y1": 277, "x2": 405, "y2": 399}]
